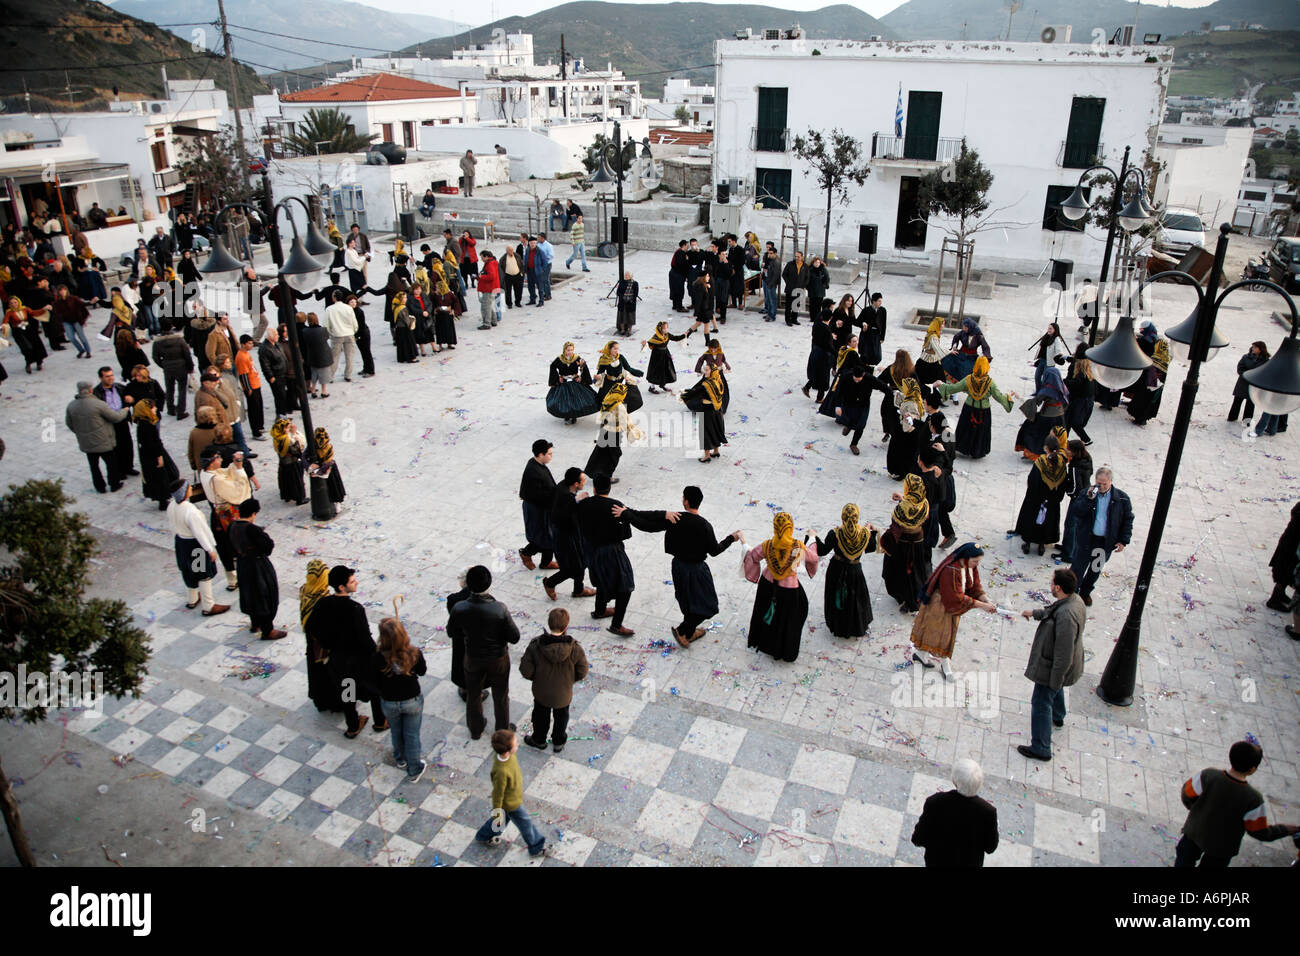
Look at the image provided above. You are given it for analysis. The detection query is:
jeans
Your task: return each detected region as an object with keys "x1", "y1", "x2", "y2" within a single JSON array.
[
  {"x1": 64, "y1": 321, "x2": 91, "y2": 355},
  {"x1": 476, "y1": 805, "x2": 546, "y2": 854},
  {"x1": 1256, "y1": 413, "x2": 1280, "y2": 436},
  {"x1": 763, "y1": 284, "x2": 778, "y2": 320},
  {"x1": 464, "y1": 654, "x2": 512, "y2": 738},
  {"x1": 549, "y1": 212, "x2": 564, "y2": 232},
  {"x1": 140, "y1": 302, "x2": 159, "y2": 336},
  {"x1": 566, "y1": 243, "x2": 588, "y2": 270},
  {"x1": 230, "y1": 422, "x2": 253, "y2": 457},
  {"x1": 1029, "y1": 683, "x2": 1067, "y2": 755},
  {"x1": 526, "y1": 270, "x2": 541, "y2": 304},
  {"x1": 1173, "y1": 835, "x2": 1232, "y2": 868},
  {"x1": 381, "y1": 695, "x2": 425, "y2": 776},
  {"x1": 164, "y1": 370, "x2": 187, "y2": 417},
  {"x1": 540, "y1": 265, "x2": 552, "y2": 300}
]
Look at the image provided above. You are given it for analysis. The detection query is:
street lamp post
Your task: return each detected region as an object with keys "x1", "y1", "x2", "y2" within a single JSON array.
[
  {"x1": 1088, "y1": 223, "x2": 1300, "y2": 705},
  {"x1": 589, "y1": 119, "x2": 628, "y2": 279}
]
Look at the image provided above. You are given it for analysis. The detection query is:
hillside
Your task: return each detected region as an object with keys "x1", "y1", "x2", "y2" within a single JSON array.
[
  {"x1": 0, "y1": 0, "x2": 268, "y2": 110},
  {"x1": 1168, "y1": 29, "x2": 1300, "y2": 98},
  {"x1": 110, "y1": 0, "x2": 463, "y2": 74},
  {"x1": 398, "y1": 3, "x2": 892, "y2": 97},
  {"x1": 880, "y1": 0, "x2": 1300, "y2": 42}
]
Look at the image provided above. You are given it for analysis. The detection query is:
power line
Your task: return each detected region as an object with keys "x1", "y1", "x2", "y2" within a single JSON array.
[
  {"x1": 0, "y1": 53, "x2": 221, "y2": 74},
  {"x1": 226, "y1": 22, "x2": 398, "y2": 54}
]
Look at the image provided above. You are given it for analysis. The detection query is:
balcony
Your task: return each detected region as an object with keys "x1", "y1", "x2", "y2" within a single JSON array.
[
  {"x1": 869, "y1": 133, "x2": 964, "y2": 169},
  {"x1": 1058, "y1": 140, "x2": 1104, "y2": 169},
  {"x1": 153, "y1": 168, "x2": 182, "y2": 191},
  {"x1": 751, "y1": 126, "x2": 790, "y2": 152}
]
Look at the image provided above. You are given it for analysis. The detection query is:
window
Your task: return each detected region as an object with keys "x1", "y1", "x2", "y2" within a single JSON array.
[
  {"x1": 754, "y1": 88, "x2": 788, "y2": 152},
  {"x1": 1160, "y1": 212, "x2": 1203, "y2": 232},
  {"x1": 381, "y1": 123, "x2": 394, "y2": 143},
  {"x1": 1180, "y1": 137, "x2": 1204, "y2": 144},
  {"x1": 1063, "y1": 97, "x2": 1105, "y2": 168},
  {"x1": 1043, "y1": 184, "x2": 1089, "y2": 232},
  {"x1": 1243, "y1": 190, "x2": 1268, "y2": 201},
  {"x1": 755, "y1": 167, "x2": 791, "y2": 208},
  {"x1": 150, "y1": 141, "x2": 168, "y2": 172},
  {"x1": 402, "y1": 121, "x2": 415, "y2": 147}
]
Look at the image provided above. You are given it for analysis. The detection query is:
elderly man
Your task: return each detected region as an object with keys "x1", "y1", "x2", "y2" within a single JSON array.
[
  {"x1": 459, "y1": 149, "x2": 477, "y2": 197},
  {"x1": 65, "y1": 381, "x2": 130, "y2": 493},
  {"x1": 910, "y1": 758, "x2": 1000, "y2": 867},
  {"x1": 1066, "y1": 466, "x2": 1133, "y2": 607},
  {"x1": 258, "y1": 327, "x2": 290, "y2": 416},
  {"x1": 1017, "y1": 568, "x2": 1087, "y2": 762}
]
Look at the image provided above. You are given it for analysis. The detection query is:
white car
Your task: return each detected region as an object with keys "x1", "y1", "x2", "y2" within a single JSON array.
[{"x1": 1154, "y1": 209, "x2": 1206, "y2": 257}]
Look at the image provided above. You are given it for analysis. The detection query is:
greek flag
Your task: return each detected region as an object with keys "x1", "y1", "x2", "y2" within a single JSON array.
[{"x1": 895, "y1": 84, "x2": 903, "y2": 137}]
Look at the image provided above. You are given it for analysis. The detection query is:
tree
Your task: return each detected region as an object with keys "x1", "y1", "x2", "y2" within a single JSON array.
[
  {"x1": 0, "y1": 480, "x2": 151, "y2": 867},
  {"x1": 284, "y1": 108, "x2": 377, "y2": 157},
  {"x1": 174, "y1": 126, "x2": 250, "y2": 208},
  {"x1": 791, "y1": 128, "x2": 870, "y2": 259},
  {"x1": 916, "y1": 140, "x2": 995, "y2": 255},
  {"x1": 673, "y1": 104, "x2": 691, "y2": 125}
]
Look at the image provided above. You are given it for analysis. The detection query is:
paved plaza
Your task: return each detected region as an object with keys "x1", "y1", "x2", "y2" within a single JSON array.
[{"x1": 2, "y1": 238, "x2": 1297, "y2": 867}]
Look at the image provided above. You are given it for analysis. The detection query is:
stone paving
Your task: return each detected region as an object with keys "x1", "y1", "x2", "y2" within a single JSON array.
[{"x1": 2, "y1": 236, "x2": 1297, "y2": 867}]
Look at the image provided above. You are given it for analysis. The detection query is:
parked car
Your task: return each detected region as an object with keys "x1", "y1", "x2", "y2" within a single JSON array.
[
  {"x1": 366, "y1": 142, "x2": 406, "y2": 165},
  {"x1": 1153, "y1": 208, "x2": 1206, "y2": 257},
  {"x1": 1265, "y1": 236, "x2": 1300, "y2": 294}
]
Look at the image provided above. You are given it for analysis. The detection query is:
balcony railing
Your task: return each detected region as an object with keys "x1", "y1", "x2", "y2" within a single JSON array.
[
  {"x1": 751, "y1": 126, "x2": 790, "y2": 152},
  {"x1": 1059, "y1": 139, "x2": 1104, "y2": 169},
  {"x1": 870, "y1": 133, "x2": 964, "y2": 164},
  {"x1": 153, "y1": 168, "x2": 181, "y2": 190}
]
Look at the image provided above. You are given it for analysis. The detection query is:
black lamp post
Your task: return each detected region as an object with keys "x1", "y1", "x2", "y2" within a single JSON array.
[
  {"x1": 589, "y1": 119, "x2": 628, "y2": 280},
  {"x1": 1088, "y1": 223, "x2": 1300, "y2": 706},
  {"x1": 1058, "y1": 145, "x2": 1156, "y2": 346},
  {"x1": 199, "y1": 199, "x2": 326, "y2": 477}
]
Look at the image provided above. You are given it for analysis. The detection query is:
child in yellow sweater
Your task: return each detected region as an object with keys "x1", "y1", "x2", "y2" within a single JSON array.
[{"x1": 474, "y1": 729, "x2": 548, "y2": 857}]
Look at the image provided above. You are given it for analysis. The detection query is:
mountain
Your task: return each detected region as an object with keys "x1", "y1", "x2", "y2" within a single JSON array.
[
  {"x1": 880, "y1": 0, "x2": 1300, "y2": 42},
  {"x1": 1168, "y1": 29, "x2": 1300, "y2": 98},
  {"x1": 109, "y1": 0, "x2": 464, "y2": 73},
  {"x1": 0, "y1": 0, "x2": 268, "y2": 110},
  {"x1": 395, "y1": 3, "x2": 893, "y2": 97}
]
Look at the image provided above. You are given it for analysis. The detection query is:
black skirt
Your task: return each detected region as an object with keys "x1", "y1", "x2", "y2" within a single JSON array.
[
  {"x1": 806, "y1": 346, "x2": 832, "y2": 391},
  {"x1": 672, "y1": 558, "x2": 719, "y2": 618},
  {"x1": 915, "y1": 358, "x2": 945, "y2": 386},
  {"x1": 1014, "y1": 474, "x2": 1066, "y2": 544},
  {"x1": 586, "y1": 541, "x2": 634, "y2": 594},
  {"x1": 824, "y1": 557, "x2": 873, "y2": 637},
  {"x1": 954, "y1": 404, "x2": 993, "y2": 459},
  {"x1": 585, "y1": 443, "x2": 621, "y2": 482},
  {"x1": 394, "y1": 324, "x2": 419, "y2": 362},
  {"x1": 522, "y1": 500, "x2": 554, "y2": 550},
  {"x1": 278, "y1": 461, "x2": 306, "y2": 505},
  {"x1": 881, "y1": 532, "x2": 931, "y2": 611},
  {"x1": 434, "y1": 311, "x2": 457, "y2": 345},
  {"x1": 597, "y1": 379, "x2": 644, "y2": 414},
  {"x1": 747, "y1": 576, "x2": 808, "y2": 663},
  {"x1": 700, "y1": 407, "x2": 727, "y2": 449},
  {"x1": 546, "y1": 381, "x2": 600, "y2": 419},
  {"x1": 306, "y1": 637, "x2": 343, "y2": 713},
  {"x1": 886, "y1": 423, "x2": 922, "y2": 478},
  {"x1": 174, "y1": 535, "x2": 217, "y2": 588},
  {"x1": 1014, "y1": 408, "x2": 1064, "y2": 455},
  {"x1": 646, "y1": 347, "x2": 678, "y2": 386},
  {"x1": 414, "y1": 311, "x2": 436, "y2": 345},
  {"x1": 322, "y1": 462, "x2": 345, "y2": 503},
  {"x1": 140, "y1": 443, "x2": 179, "y2": 503},
  {"x1": 554, "y1": 530, "x2": 586, "y2": 574}
]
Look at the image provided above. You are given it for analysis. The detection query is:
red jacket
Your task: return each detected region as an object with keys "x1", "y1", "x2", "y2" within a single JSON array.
[
  {"x1": 459, "y1": 235, "x2": 478, "y2": 264},
  {"x1": 478, "y1": 259, "x2": 500, "y2": 293}
]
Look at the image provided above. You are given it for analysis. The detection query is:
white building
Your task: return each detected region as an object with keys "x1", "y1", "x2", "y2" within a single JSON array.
[
  {"x1": 0, "y1": 79, "x2": 230, "y2": 219},
  {"x1": 1235, "y1": 178, "x2": 1298, "y2": 237},
  {"x1": 711, "y1": 37, "x2": 1173, "y2": 271},
  {"x1": 1153, "y1": 124, "x2": 1254, "y2": 226},
  {"x1": 278, "y1": 74, "x2": 473, "y2": 149},
  {"x1": 646, "y1": 77, "x2": 715, "y2": 127}
]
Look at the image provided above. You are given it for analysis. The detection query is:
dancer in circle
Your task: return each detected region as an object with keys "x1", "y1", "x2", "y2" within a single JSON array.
[
  {"x1": 941, "y1": 317, "x2": 991, "y2": 383},
  {"x1": 1013, "y1": 434, "x2": 1070, "y2": 556},
  {"x1": 547, "y1": 341, "x2": 599, "y2": 425},
  {"x1": 816, "y1": 503, "x2": 879, "y2": 639},
  {"x1": 909, "y1": 542, "x2": 995, "y2": 680},
  {"x1": 915, "y1": 317, "x2": 946, "y2": 387},
  {"x1": 802, "y1": 307, "x2": 835, "y2": 403},
  {"x1": 937, "y1": 356, "x2": 1015, "y2": 459},
  {"x1": 744, "y1": 512, "x2": 819, "y2": 663},
  {"x1": 594, "y1": 341, "x2": 644, "y2": 414},
  {"x1": 643, "y1": 321, "x2": 686, "y2": 394},
  {"x1": 880, "y1": 474, "x2": 932, "y2": 613},
  {"x1": 680, "y1": 367, "x2": 728, "y2": 463}
]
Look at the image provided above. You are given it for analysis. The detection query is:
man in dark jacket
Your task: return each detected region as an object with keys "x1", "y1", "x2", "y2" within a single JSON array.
[
  {"x1": 1066, "y1": 466, "x2": 1134, "y2": 606},
  {"x1": 519, "y1": 439, "x2": 556, "y2": 571},
  {"x1": 543, "y1": 468, "x2": 597, "y2": 601},
  {"x1": 148, "y1": 226, "x2": 175, "y2": 272},
  {"x1": 92, "y1": 366, "x2": 137, "y2": 477},
  {"x1": 762, "y1": 248, "x2": 781, "y2": 322},
  {"x1": 726, "y1": 235, "x2": 746, "y2": 309},
  {"x1": 447, "y1": 565, "x2": 521, "y2": 739},
  {"x1": 520, "y1": 607, "x2": 589, "y2": 753},
  {"x1": 782, "y1": 251, "x2": 807, "y2": 325},
  {"x1": 669, "y1": 240, "x2": 691, "y2": 312},
  {"x1": 910, "y1": 758, "x2": 1000, "y2": 866},
  {"x1": 65, "y1": 381, "x2": 131, "y2": 493},
  {"x1": 316, "y1": 566, "x2": 386, "y2": 738},
  {"x1": 258, "y1": 327, "x2": 290, "y2": 416},
  {"x1": 150, "y1": 325, "x2": 195, "y2": 419},
  {"x1": 299, "y1": 314, "x2": 334, "y2": 398},
  {"x1": 1017, "y1": 568, "x2": 1087, "y2": 762}
]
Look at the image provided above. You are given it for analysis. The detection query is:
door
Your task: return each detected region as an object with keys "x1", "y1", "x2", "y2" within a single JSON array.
[
  {"x1": 903, "y1": 91, "x2": 941, "y2": 161},
  {"x1": 895, "y1": 176, "x2": 927, "y2": 249},
  {"x1": 402, "y1": 121, "x2": 415, "y2": 147},
  {"x1": 381, "y1": 123, "x2": 394, "y2": 144},
  {"x1": 1063, "y1": 97, "x2": 1105, "y2": 168}
]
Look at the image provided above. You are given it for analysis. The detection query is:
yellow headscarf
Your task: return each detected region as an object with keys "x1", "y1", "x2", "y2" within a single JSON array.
[
  {"x1": 701, "y1": 368, "x2": 725, "y2": 410},
  {"x1": 327, "y1": 220, "x2": 343, "y2": 248},
  {"x1": 926, "y1": 316, "x2": 943, "y2": 337},
  {"x1": 1051, "y1": 425, "x2": 1069, "y2": 450},
  {"x1": 601, "y1": 381, "x2": 628, "y2": 410},
  {"x1": 132, "y1": 398, "x2": 159, "y2": 425},
  {"x1": 558, "y1": 341, "x2": 579, "y2": 365},
  {"x1": 835, "y1": 503, "x2": 872, "y2": 561},
  {"x1": 443, "y1": 249, "x2": 458, "y2": 270},
  {"x1": 891, "y1": 474, "x2": 930, "y2": 531},
  {"x1": 414, "y1": 267, "x2": 431, "y2": 296},
  {"x1": 599, "y1": 341, "x2": 618, "y2": 366},
  {"x1": 899, "y1": 377, "x2": 924, "y2": 413},
  {"x1": 300, "y1": 558, "x2": 330, "y2": 630},
  {"x1": 1034, "y1": 449, "x2": 1069, "y2": 490},
  {"x1": 315, "y1": 427, "x2": 333, "y2": 463},
  {"x1": 648, "y1": 322, "x2": 671, "y2": 347},
  {"x1": 1152, "y1": 339, "x2": 1170, "y2": 373},
  {"x1": 270, "y1": 417, "x2": 294, "y2": 459},
  {"x1": 966, "y1": 355, "x2": 992, "y2": 401},
  {"x1": 763, "y1": 512, "x2": 803, "y2": 580},
  {"x1": 836, "y1": 346, "x2": 858, "y2": 370},
  {"x1": 394, "y1": 238, "x2": 406, "y2": 257},
  {"x1": 111, "y1": 291, "x2": 133, "y2": 325}
]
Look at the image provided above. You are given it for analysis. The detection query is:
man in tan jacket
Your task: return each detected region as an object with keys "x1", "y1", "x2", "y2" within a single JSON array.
[{"x1": 205, "y1": 314, "x2": 236, "y2": 369}]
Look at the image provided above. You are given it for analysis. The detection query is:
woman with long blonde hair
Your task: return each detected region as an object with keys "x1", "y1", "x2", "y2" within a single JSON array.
[
  {"x1": 1064, "y1": 344, "x2": 1096, "y2": 446},
  {"x1": 372, "y1": 614, "x2": 429, "y2": 782}
]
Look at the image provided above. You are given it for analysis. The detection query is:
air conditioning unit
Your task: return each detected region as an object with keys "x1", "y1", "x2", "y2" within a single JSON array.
[
  {"x1": 730, "y1": 177, "x2": 748, "y2": 197},
  {"x1": 735, "y1": 28, "x2": 753, "y2": 40},
  {"x1": 764, "y1": 28, "x2": 781, "y2": 40},
  {"x1": 869, "y1": 34, "x2": 883, "y2": 41},
  {"x1": 1040, "y1": 24, "x2": 1072, "y2": 43},
  {"x1": 1111, "y1": 24, "x2": 1137, "y2": 46},
  {"x1": 784, "y1": 24, "x2": 803, "y2": 39}
]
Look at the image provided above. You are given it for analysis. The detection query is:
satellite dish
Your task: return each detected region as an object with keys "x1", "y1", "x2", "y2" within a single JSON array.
[{"x1": 1041, "y1": 26, "x2": 1057, "y2": 43}]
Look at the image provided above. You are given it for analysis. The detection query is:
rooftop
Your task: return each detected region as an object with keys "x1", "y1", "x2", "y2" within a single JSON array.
[
  {"x1": 715, "y1": 38, "x2": 1172, "y2": 65},
  {"x1": 648, "y1": 127, "x2": 713, "y2": 147},
  {"x1": 282, "y1": 73, "x2": 466, "y2": 104}
]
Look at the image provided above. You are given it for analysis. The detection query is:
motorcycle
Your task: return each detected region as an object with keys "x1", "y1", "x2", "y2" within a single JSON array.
[{"x1": 1241, "y1": 255, "x2": 1271, "y2": 290}]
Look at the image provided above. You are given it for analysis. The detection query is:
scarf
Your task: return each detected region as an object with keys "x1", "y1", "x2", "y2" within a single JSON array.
[
  {"x1": 327, "y1": 222, "x2": 343, "y2": 247},
  {"x1": 394, "y1": 239, "x2": 406, "y2": 257},
  {"x1": 762, "y1": 512, "x2": 803, "y2": 580},
  {"x1": 270, "y1": 418, "x2": 295, "y2": 458},
  {"x1": 919, "y1": 542, "x2": 984, "y2": 604},
  {"x1": 892, "y1": 474, "x2": 930, "y2": 531},
  {"x1": 414, "y1": 267, "x2": 431, "y2": 296},
  {"x1": 600, "y1": 385, "x2": 643, "y2": 442},
  {"x1": 111, "y1": 292, "x2": 132, "y2": 325},
  {"x1": 443, "y1": 249, "x2": 458, "y2": 271},
  {"x1": 300, "y1": 558, "x2": 329, "y2": 632},
  {"x1": 315, "y1": 427, "x2": 333, "y2": 463},
  {"x1": 835, "y1": 503, "x2": 871, "y2": 561},
  {"x1": 1152, "y1": 339, "x2": 1170, "y2": 373},
  {"x1": 836, "y1": 346, "x2": 858, "y2": 371},
  {"x1": 966, "y1": 355, "x2": 992, "y2": 401},
  {"x1": 601, "y1": 382, "x2": 629, "y2": 411},
  {"x1": 132, "y1": 398, "x2": 159, "y2": 425},
  {"x1": 1038, "y1": 366, "x2": 1069, "y2": 405},
  {"x1": 1035, "y1": 449, "x2": 1069, "y2": 490},
  {"x1": 926, "y1": 317, "x2": 943, "y2": 338},
  {"x1": 558, "y1": 342, "x2": 580, "y2": 365},
  {"x1": 706, "y1": 339, "x2": 722, "y2": 356},
  {"x1": 599, "y1": 341, "x2": 618, "y2": 365},
  {"x1": 648, "y1": 325, "x2": 671, "y2": 347},
  {"x1": 701, "y1": 369, "x2": 725, "y2": 410},
  {"x1": 899, "y1": 377, "x2": 924, "y2": 410}
]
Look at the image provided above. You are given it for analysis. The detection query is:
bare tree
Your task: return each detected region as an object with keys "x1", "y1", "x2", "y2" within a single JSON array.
[{"x1": 791, "y1": 128, "x2": 870, "y2": 260}]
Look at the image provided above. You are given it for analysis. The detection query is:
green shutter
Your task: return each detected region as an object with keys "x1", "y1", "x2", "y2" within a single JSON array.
[
  {"x1": 1063, "y1": 98, "x2": 1105, "y2": 168},
  {"x1": 903, "y1": 92, "x2": 942, "y2": 161}
]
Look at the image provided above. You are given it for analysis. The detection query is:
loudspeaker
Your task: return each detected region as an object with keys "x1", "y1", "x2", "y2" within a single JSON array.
[
  {"x1": 610, "y1": 216, "x2": 629, "y2": 244},
  {"x1": 1050, "y1": 258, "x2": 1073, "y2": 288},
  {"x1": 716, "y1": 182, "x2": 730, "y2": 204},
  {"x1": 859, "y1": 224, "x2": 878, "y2": 255}
]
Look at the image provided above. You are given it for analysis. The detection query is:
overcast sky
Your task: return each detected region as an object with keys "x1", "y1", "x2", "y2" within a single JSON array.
[{"x1": 364, "y1": 0, "x2": 1219, "y2": 29}]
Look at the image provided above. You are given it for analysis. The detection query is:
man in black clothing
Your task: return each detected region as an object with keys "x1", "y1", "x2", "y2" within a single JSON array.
[
  {"x1": 313, "y1": 272, "x2": 350, "y2": 310},
  {"x1": 565, "y1": 199, "x2": 583, "y2": 230},
  {"x1": 669, "y1": 240, "x2": 691, "y2": 312},
  {"x1": 519, "y1": 439, "x2": 557, "y2": 571},
  {"x1": 93, "y1": 366, "x2": 138, "y2": 476},
  {"x1": 861, "y1": 293, "x2": 887, "y2": 367},
  {"x1": 148, "y1": 226, "x2": 175, "y2": 273},
  {"x1": 576, "y1": 473, "x2": 637, "y2": 637},
  {"x1": 709, "y1": 241, "x2": 731, "y2": 325},
  {"x1": 543, "y1": 467, "x2": 598, "y2": 601},
  {"x1": 316, "y1": 566, "x2": 386, "y2": 738},
  {"x1": 910, "y1": 758, "x2": 1000, "y2": 866},
  {"x1": 150, "y1": 324, "x2": 194, "y2": 419},
  {"x1": 726, "y1": 235, "x2": 746, "y2": 310},
  {"x1": 258, "y1": 327, "x2": 290, "y2": 416},
  {"x1": 447, "y1": 565, "x2": 521, "y2": 739},
  {"x1": 350, "y1": 294, "x2": 376, "y2": 377},
  {"x1": 618, "y1": 485, "x2": 740, "y2": 647},
  {"x1": 782, "y1": 251, "x2": 807, "y2": 325}
]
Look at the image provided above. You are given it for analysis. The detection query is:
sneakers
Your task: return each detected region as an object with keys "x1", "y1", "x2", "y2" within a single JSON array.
[{"x1": 405, "y1": 761, "x2": 428, "y2": 784}]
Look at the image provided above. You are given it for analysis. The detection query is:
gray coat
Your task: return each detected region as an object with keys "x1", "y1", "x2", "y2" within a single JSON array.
[
  {"x1": 1024, "y1": 593, "x2": 1086, "y2": 690},
  {"x1": 65, "y1": 394, "x2": 130, "y2": 453}
]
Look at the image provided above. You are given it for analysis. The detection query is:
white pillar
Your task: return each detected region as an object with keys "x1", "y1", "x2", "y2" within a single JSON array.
[{"x1": 460, "y1": 84, "x2": 467, "y2": 124}]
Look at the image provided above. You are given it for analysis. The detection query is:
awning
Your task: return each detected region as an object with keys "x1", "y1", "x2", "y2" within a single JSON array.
[
  {"x1": 171, "y1": 125, "x2": 217, "y2": 138},
  {"x1": 6, "y1": 161, "x2": 132, "y2": 188}
]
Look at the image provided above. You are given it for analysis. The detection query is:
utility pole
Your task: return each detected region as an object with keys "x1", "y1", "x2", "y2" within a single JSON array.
[
  {"x1": 560, "y1": 34, "x2": 568, "y2": 120},
  {"x1": 217, "y1": 0, "x2": 252, "y2": 201}
]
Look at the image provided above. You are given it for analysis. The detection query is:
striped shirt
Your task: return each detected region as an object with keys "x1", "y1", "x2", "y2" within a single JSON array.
[{"x1": 1180, "y1": 768, "x2": 1292, "y2": 858}]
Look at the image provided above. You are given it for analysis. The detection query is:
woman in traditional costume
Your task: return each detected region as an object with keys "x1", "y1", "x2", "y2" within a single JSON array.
[
  {"x1": 885, "y1": 377, "x2": 927, "y2": 480},
  {"x1": 1014, "y1": 365, "x2": 1069, "y2": 459},
  {"x1": 5, "y1": 296, "x2": 47, "y2": 373},
  {"x1": 802, "y1": 308, "x2": 835, "y2": 403},
  {"x1": 909, "y1": 542, "x2": 995, "y2": 680},
  {"x1": 313, "y1": 426, "x2": 346, "y2": 505},
  {"x1": 680, "y1": 367, "x2": 728, "y2": 462},
  {"x1": 270, "y1": 416, "x2": 307, "y2": 505},
  {"x1": 744, "y1": 512, "x2": 819, "y2": 662},
  {"x1": 694, "y1": 336, "x2": 732, "y2": 411},
  {"x1": 301, "y1": 558, "x2": 343, "y2": 712},
  {"x1": 546, "y1": 342, "x2": 599, "y2": 424},
  {"x1": 875, "y1": 349, "x2": 914, "y2": 440},
  {"x1": 1013, "y1": 435, "x2": 1070, "y2": 555},
  {"x1": 937, "y1": 355, "x2": 1015, "y2": 459},
  {"x1": 584, "y1": 382, "x2": 643, "y2": 483},
  {"x1": 594, "y1": 340, "x2": 644, "y2": 413},
  {"x1": 817, "y1": 335, "x2": 861, "y2": 420},
  {"x1": 390, "y1": 291, "x2": 419, "y2": 364},
  {"x1": 816, "y1": 504, "x2": 878, "y2": 639},
  {"x1": 879, "y1": 474, "x2": 932, "y2": 613},
  {"x1": 1127, "y1": 332, "x2": 1169, "y2": 427},
  {"x1": 643, "y1": 321, "x2": 686, "y2": 394},
  {"x1": 941, "y1": 317, "x2": 991, "y2": 383},
  {"x1": 432, "y1": 267, "x2": 460, "y2": 350},
  {"x1": 133, "y1": 399, "x2": 178, "y2": 510}
]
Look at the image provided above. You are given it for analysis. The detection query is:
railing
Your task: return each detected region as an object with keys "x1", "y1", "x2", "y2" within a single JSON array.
[
  {"x1": 751, "y1": 126, "x2": 790, "y2": 152},
  {"x1": 870, "y1": 133, "x2": 964, "y2": 163},
  {"x1": 153, "y1": 168, "x2": 181, "y2": 190},
  {"x1": 1059, "y1": 139, "x2": 1104, "y2": 169}
]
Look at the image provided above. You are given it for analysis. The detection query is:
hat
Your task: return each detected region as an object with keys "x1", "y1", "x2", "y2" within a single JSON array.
[
  {"x1": 466, "y1": 565, "x2": 492, "y2": 594},
  {"x1": 328, "y1": 565, "x2": 355, "y2": 590},
  {"x1": 199, "y1": 450, "x2": 221, "y2": 468},
  {"x1": 170, "y1": 478, "x2": 190, "y2": 503}
]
